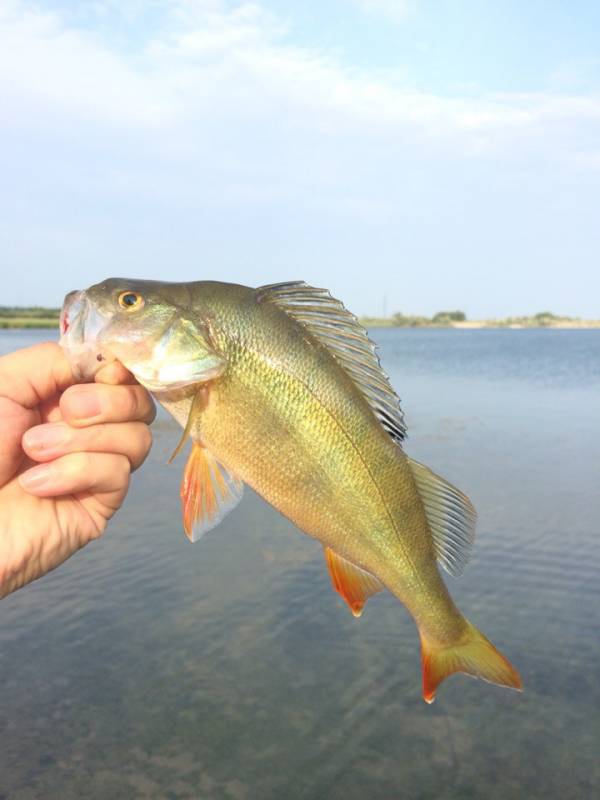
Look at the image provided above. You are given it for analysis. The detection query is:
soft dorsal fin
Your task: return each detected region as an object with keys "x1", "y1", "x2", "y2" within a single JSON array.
[
  {"x1": 324, "y1": 547, "x2": 384, "y2": 617},
  {"x1": 257, "y1": 282, "x2": 407, "y2": 444},
  {"x1": 408, "y1": 457, "x2": 477, "y2": 578},
  {"x1": 180, "y1": 442, "x2": 244, "y2": 542}
]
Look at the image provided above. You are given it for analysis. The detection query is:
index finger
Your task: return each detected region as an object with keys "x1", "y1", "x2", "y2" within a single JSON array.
[
  {"x1": 0, "y1": 342, "x2": 74, "y2": 409},
  {"x1": 60, "y1": 383, "x2": 156, "y2": 427}
]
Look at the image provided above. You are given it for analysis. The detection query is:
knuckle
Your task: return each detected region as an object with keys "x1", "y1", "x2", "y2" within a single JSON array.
[
  {"x1": 140, "y1": 424, "x2": 153, "y2": 453},
  {"x1": 115, "y1": 387, "x2": 139, "y2": 419},
  {"x1": 144, "y1": 394, "x2": 157, "y2": 423},
  {"x1": 88, "y1": 525, "x2": 105, "y2": 542},
  {"x1": 86, "y1": 425, "x2": 106, "y2": 449},
  {"x1": 115, "y1": 454, "x2": 132, "y2": 484},
  {"x1": 36, "y1": 342, "x2": 60, "y2": 357},
  {"x1": 64, "y1": 451, "x2": 93, "y2": 480},
  {"x1": 39, "y1": 342, "x2": 61, "y2": 361},
  {"x1": 0, "y1": 395, "x2": 28, "y2": 423},
  {"x1": 132, "y1": 386, "x2": 152, "y2": 421},
  {"x1": 132, "y1": 424, "x2": 153, "y2": 470},
  {"x1": 90, "y1": 452, "x2": 130, "y2": 490}
]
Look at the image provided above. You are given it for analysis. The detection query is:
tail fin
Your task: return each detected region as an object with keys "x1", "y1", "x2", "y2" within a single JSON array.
[{"x1": 421, "y1": 620, "x2": 522, "y2": 704}]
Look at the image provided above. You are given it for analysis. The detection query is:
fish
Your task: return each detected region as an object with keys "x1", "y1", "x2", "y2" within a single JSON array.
[{"x1": 59, "y1": 278, "x2": 522, "y2": 703}]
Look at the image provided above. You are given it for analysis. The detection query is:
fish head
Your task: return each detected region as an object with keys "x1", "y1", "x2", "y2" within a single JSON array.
[{"x1": 60, "y1": 278, "x2": 226, "y2": 392}]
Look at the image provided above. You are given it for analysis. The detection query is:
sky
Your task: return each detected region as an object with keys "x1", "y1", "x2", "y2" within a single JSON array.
[{"x1": 1, "y1": 0, "x2": 599, "y2": 317}]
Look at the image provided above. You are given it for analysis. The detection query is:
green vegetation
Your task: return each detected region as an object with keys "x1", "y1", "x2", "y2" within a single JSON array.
[
  {"x1": 362, "y1": 310, "x2": 471, "y2": 328},
  {"x1": 488, "y1": 312, "x2": 587, "y2": 328},
  {"x1": 0, "y1": 318, "x2": 60, "y2": 329},
  {"x1": 432, "y1": 310, "x2": 466, "y2": 323},
  {"x1": 0, "y1": 306, "x2": 597, "y2": 330},
  {"x1": 0, "y1": 306, "x2": 60, "y2": 329},
  {"x1": 359, "y1": 310, "x2": 599, "y2": 329},
  {"x1": 0, "y1": 306, "x2": 60, "y2": 318},
  {"x1": 391, "y1": 312, "x2": 430, "y2": 328}
]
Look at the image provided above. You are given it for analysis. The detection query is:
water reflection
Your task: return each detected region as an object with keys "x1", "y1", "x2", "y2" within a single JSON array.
[{"x1": 0, "y1": 329, "x2": 598, "y2": 799}]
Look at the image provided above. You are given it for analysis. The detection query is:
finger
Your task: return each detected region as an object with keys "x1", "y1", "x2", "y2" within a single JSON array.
[
  {"x1": 39, "y1": 396, "x2": 63, "y2": 424},
  {"x1": 95, "y1": 360, "x2": 136, "y2": 386},
  {"x1": 0, "y1": 397, "x2": 36, "y2": 485},
  {"x1": 60, "y1": 383, "x2": 156, "y2": 427},
  {"x1": 0, "y1": 342, "x2": 73, "y2": 485},
  {"x1": 22, "y1": 421, "x2": 153, "y2": 472},
  {"x1": 0, "y1": 342, "x2": 74, "y2": 409},
  {"x1": 18, "y1": 452, "x2": 131, "y2": 498}
]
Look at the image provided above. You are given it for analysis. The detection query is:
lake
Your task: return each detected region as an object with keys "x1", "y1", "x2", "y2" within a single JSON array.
[{"x1": 1, "y1": 327, "x2": 599, "y2": 800}]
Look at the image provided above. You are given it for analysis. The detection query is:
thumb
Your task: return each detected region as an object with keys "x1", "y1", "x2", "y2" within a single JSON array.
[{"x1": 0, "y1": 342, "x2": 75, "y2": 486}]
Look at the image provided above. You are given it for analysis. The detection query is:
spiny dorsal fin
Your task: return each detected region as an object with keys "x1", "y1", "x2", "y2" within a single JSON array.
[
  {"x1": 324, "y1": 547, "x2": 384, "y2": 617},
  {"x1": 181, "y1": 442, "x2": 244, "y2": 542},
  {"x1": 257, "y1": 281, "x2": 407, "y2": 444},
  {"x1": 408, "y1": 457, "x2": 477, "y2": 578}
]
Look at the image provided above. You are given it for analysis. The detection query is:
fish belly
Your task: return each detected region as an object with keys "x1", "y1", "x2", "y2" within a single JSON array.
[
  {"x1": 157, "y1": 306, "x2": 465, "y2": 646},
  {"x1": 184, "y1": 348, "x2": 463, "y2": 646}
]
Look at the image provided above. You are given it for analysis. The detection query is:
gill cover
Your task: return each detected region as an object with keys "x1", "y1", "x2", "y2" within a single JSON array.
[{"x1": 131, "y1": 318, "x2": 226, "y2": 392}]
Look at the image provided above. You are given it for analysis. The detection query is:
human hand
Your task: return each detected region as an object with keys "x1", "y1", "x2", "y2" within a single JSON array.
[{"x1": 0, "y1": 342, "x2": 155, "y2": 599}]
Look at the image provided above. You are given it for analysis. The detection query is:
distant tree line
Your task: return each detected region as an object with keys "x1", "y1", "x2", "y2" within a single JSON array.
[
  {"x1": 391, "y1": 310, "x2": 467, "y2": 327},
  {"x1": 358, "y1": 309, "x2": 579, "y2": 328},
  {"x1": 0, "y1": 306, "x2": 60, "y2": 318}
]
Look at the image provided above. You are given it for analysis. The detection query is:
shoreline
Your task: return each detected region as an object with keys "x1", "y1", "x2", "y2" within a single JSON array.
[
  {"x1": 453, "y1": 321, "x2": 600, "y2": 330},
  {"x1": 2, "y1": 319, "x2": 600, "y2": 331},
  {"x1": 0, "y1": 320, "x2": 60, "y2": 330},
  {"x1": 359, "y1": 319, "x2": 600, "y2": 330}
]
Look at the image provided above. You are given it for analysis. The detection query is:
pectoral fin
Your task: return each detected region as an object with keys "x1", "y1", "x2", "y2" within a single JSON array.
[
  {"x1": 181, "y1": 442, "x2": 243, "y2": 542},
  {"x1": 324, "y1": 547, "x2": 384, "y2": 617},
  {"x1": 168, "y1": 387, "x2": 208, "y2": 464}
]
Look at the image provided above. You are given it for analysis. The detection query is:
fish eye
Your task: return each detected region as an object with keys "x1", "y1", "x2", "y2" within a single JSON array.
[{"x1": 118, "y1": 291, "x2": 144, "y2": 312}]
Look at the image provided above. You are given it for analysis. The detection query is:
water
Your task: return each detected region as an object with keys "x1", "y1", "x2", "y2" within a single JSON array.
[{"x1": 1, "y1": 328, "x2": 599, "y2": 800}]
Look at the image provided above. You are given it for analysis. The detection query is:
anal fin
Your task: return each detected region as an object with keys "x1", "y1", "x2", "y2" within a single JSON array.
[
  {"x1": 324, "y1": 547, "x2": 384, "y2": 617},
  {"x1": 181, "y1": 442, "x2": 243, "y2": 542}
]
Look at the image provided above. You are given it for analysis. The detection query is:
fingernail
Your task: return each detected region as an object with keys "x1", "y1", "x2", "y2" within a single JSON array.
[
  {"x1": 19, "y1": 464, "x2": 54, "y2": 491},
  {"x1": 23, "y1": 423, "x2": 69, "y2": 452},
  {"x1": 66, "y1": 386, "x2": 102, "y2": 421}
]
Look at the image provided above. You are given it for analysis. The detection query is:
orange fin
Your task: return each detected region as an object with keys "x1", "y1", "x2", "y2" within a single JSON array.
[
  {"x1": 421, "y1": 619, "x2": 522, "y2": 704},
  {"x1": 180, "y1": 442, "x2": 243, "y2": 542},
  {"x1": 324, "y1": 547, "x2": 384, "y2": 617}
]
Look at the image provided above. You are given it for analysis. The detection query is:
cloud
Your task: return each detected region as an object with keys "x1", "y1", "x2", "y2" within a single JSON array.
[
  {"x1": 2, "y1": 0, "x2": 597, "y2": 162},
  {"x1": 0, "y1": 0, "x2": 599, "y2": 314}
]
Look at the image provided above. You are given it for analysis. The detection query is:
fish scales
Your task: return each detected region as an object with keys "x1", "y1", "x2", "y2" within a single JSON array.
[
  {"x1": 59, "y1": 277, "x2": 522, "y2": 703},
  {"x1": 178, "y1": 286, "x2": 459, "y2": 637}
]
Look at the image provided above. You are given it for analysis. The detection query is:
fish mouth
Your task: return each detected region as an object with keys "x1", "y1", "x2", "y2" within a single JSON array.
[{"x1": 60, "y1": 290, "x2": 117, "y2": 380}]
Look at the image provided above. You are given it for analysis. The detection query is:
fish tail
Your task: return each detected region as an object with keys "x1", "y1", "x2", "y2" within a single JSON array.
[{"x1": 420, "y1": 619, "x2": 522, "y2": 704}]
